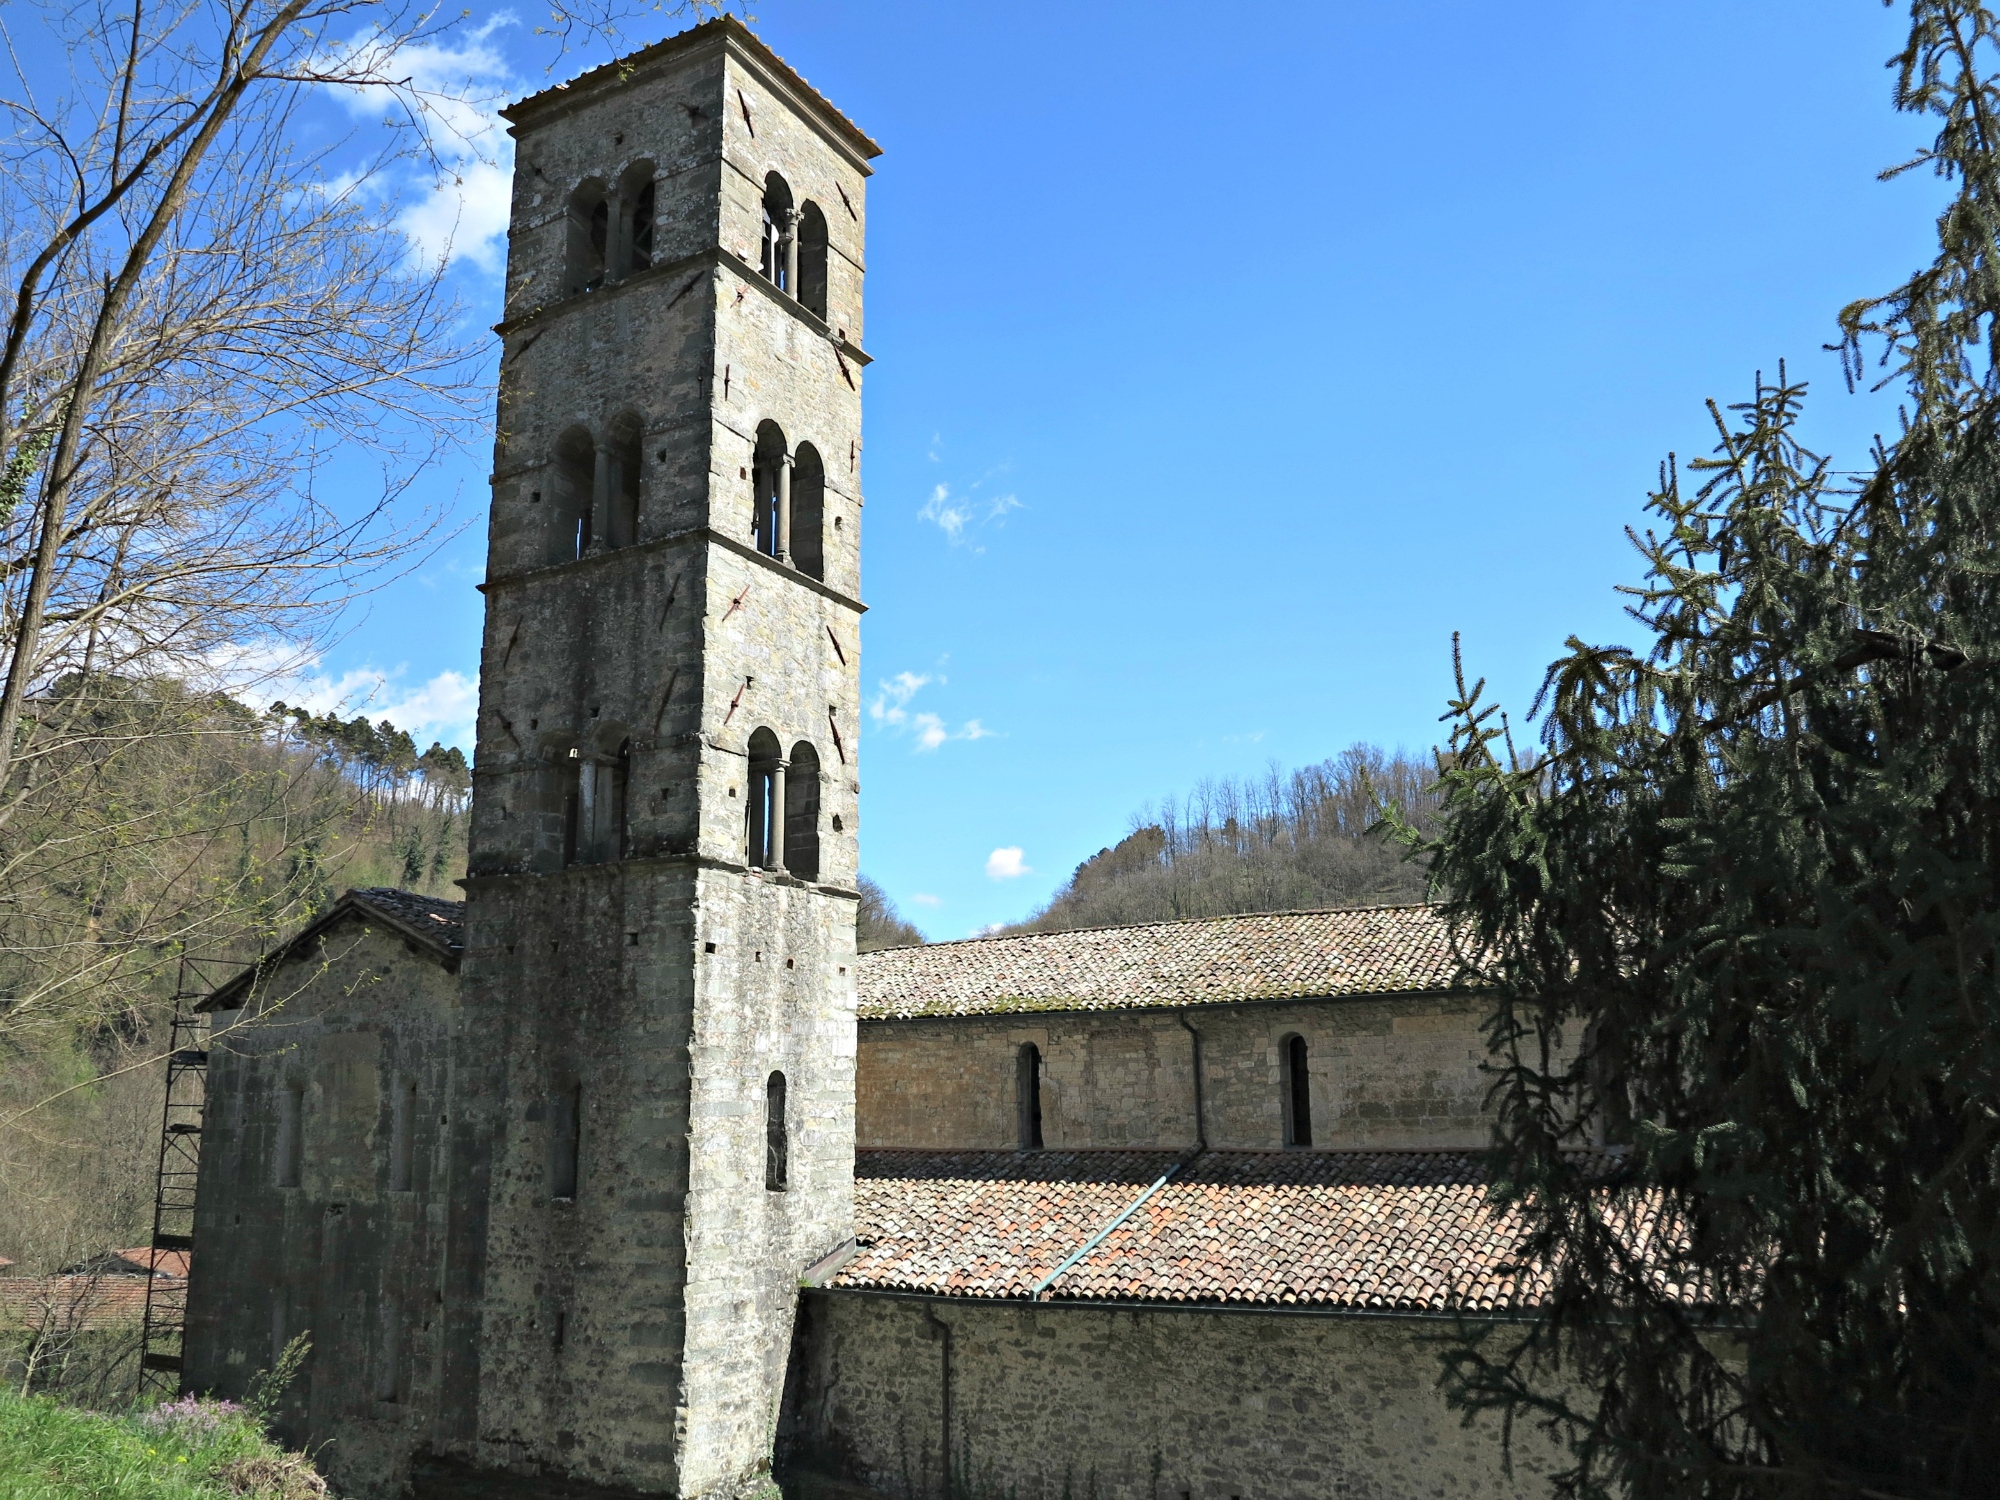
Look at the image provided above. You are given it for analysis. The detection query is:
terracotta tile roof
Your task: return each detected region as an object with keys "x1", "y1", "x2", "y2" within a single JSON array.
[
  {"x1": 111, "y1": 1248, "x2": 191, "y2": 1279},
  {"x1": 0, "y1": 1274, "x2": 171, "y2": 1330},
  {"x1": 347, "y1": 888, "x2": 465, "y2": 950},
  {"x1": 833, "y1": 1149, "x2": 1600, "y2": 1314},
  {"x1": 857, "y1": 905, "x2": 1467, "y2": 1021}
]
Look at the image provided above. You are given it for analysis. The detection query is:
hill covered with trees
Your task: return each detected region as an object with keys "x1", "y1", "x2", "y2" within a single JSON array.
[
  {"x1": 1009, "y1": 744, "x2": 1437, "y2": 934},
  {"x1": 1, "y1": 675, "x2": 470, "y2": 1306}
]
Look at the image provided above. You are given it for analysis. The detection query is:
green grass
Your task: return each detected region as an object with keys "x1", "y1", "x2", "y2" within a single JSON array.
[{"x1": 0, "y1": 1388, "x2": 303, "y2": 1499}]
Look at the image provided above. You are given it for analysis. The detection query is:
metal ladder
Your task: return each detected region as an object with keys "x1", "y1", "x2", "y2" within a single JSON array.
[{"x1": 138, "y1": 963, "x2": 218, "y2": 1398}]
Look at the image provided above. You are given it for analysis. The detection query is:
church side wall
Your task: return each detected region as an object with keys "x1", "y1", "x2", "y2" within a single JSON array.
[
  {"x1": 184, "y1": 925, "x2": 458, "y2": 1500},
  {"x1": 782, "y1": 1292, "x2": 1565, "y2": 1500},
  {"x1": 856, "y1": 993, "x2": 1493, "y2": 1152}
]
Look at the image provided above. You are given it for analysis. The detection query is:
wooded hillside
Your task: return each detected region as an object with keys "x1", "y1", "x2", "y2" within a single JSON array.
[
  {"x1": 0, "y1": 676, "x2": 469, "y2": 1292},
  {"x1": 1011, "y1": 744, "x2": 1436, "y2": 934}
]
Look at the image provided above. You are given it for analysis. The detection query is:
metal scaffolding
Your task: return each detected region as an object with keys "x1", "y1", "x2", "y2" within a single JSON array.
[{"x1": 138, "y1": 957, "x2": 229, "y2": 1398}]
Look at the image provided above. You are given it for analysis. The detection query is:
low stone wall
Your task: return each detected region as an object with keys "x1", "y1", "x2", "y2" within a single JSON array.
[{"x1": 781, "y1": 1292, "x2": 1564, "y2": 1500}]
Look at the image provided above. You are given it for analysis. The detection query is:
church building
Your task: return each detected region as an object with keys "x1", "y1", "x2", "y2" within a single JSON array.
[{"x1": 180, "y1": 19, "x2": 1569, "y2": 1498}]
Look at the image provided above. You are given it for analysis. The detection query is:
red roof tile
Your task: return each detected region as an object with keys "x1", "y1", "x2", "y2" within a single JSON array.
[
  {"x1": 0, "y1": 1274, "x2": 173, "y2": 1330},
  {"x1": 835, "y1": 1149, "x2": 1621, "y2": 1314},
  {"x1": 857, "y1": 905, "x2": 1467, "y2": 1021},
  {"x1": 113, "y1": 1248, "x2": 191, "y2": 1278}
]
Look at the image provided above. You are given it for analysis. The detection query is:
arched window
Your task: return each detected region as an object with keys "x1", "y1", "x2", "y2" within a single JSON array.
[
  {"x1": 604, "y1": 413, "x2": 644, "y2": 550},
  {"x1": 1281, "y1": 1034, "x2": 1313, "y2": 1147},
  {"x1": 619, "y1": 163, "x2": 656, "y2": 276},
  {"x1": 784, "y1": 741, "x2": 820, "y2": 881},
  {"x1": 752, "y1": 422, "x2": 788, "y2": 560},
  {"x1": 765, "y1": 1071, "x2": 788, "y2": 1191},
  {"x1": 1017, "y1": 1043, "x2": 1043, "y2": 1151},
  {"x1": 560, "y1": 747, "x2": 583, "y2": 865},
  {"x1": 797, "y1": 202, "x2": 829, "y2": 319},
  {"x1": 790, "y1": 444, "x2": 825, "y2": 581},
  {"x1": 563, "y1": 736, "x2": 630, "y2": 866},
  {"x1": 553, "y1": 427, "x2": 596, "y2": 563},
  {"x1": 567, "y1": 181, "x2": 609, "y2": 294},
  {"x1": 760, "y1": 173, "x2": 795, "y2": 293},
  {"x1": 745, "y1": 728, "x2": 783, "y2": 869}
]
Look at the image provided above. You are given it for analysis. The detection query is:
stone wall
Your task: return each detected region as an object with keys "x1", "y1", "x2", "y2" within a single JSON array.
[
  {"x1": 857, "y1": 993, "x2": 1494, "y2": 1153},
  {"x1": 184, "y1": 920, "x2": 459, "y2": 1500},
  {"x1": 781, "y1": 1292, "x2": 1565, "y2": 1500},
  {"x1": 454, "y1": 19, "x2": 873, "y2": 1499}
]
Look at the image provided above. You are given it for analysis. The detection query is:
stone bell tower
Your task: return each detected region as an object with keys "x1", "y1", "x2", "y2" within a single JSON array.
[{"x1": 442, "y1": 20, "x2": 877, "y2": 1497}]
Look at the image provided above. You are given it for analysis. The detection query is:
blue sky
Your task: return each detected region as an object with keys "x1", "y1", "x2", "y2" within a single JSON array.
[{"x1": 280, "y1": 1, "x2": 1938, "y2": 936}]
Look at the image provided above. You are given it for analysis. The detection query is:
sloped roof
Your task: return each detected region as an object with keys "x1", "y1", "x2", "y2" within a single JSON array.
[
  {"x1": 0, "y1": 1274, "x2": 169, "y2": 1330},
  {"x1": 856, "y1": 905, "x2": 1466, "y2": 1021},
  {"x1": 833, "y1": 1148, "x2": 1580, "y2": 1314},
  {"x1": 111, "y1": 1248, "x2": 191, "y2": 1278},
  {"x1": 200, "y1": 887, "x2": 463, "y2": 1011}
]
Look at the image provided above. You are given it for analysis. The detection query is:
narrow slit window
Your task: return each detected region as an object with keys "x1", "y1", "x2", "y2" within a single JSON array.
[
  {"x1": 549, "y1": 1082, "x2": 581, "y2": 1200},
  {"x1": 390, "y1": 1076, "x2": 417, "y2": 1192},
  {"x1": 1282, "y1": 1034, "x2": 1313, "y2": 1148},
  {"x1": 375, "y1": 1294, "x2": 399, "y2": 1403},
  {"x1": 1017, "y1": 1043, "x2": 1043, "y2": 1151},
  {"x1": 765, "y1": 1071, "x2": 789, "y2": 1191},
  {"x1": 276, "y1": 1082, "x2": 304, "y2": 1189}
]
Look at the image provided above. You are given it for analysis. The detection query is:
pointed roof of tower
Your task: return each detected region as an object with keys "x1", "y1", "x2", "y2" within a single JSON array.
[{"x1": 502, "y1": 16, "x2": 881, "y2": 164}]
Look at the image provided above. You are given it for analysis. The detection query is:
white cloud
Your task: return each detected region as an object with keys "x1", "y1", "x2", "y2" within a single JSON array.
[
  {"x1": 869, "y1": 670, "x2": 994, "y2": 753},
  {"x1": 324, "y1": 16, "x2": 520, "y2": 272},
  {"x1": 235, "y1": 650, "x2": 479, "y2": 747},
  {"x1": 918, "y1": 482, "x2": 1023, "y2": 553},
  {"x1": 868, "y1": 670, "x2": 934, "y2": 727},
  {"x1": 986, "y1": 847, "x2": 1032, "y2": 880},
  {"x1": 910, "y1": 893, "x2": 942, "y2": 908}
]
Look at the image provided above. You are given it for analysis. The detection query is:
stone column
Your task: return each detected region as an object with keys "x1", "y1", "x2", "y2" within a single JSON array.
[
  {"x1": 590, "y1": 438, "x2": 616, "y2": 553},
  {"x1": 768, "y1": 759, "x2": 787, "y2": 871},
  {"x1": 781, "y1": 207, "x2": 799, "y2": 298},
  {"x1": 775, "y1": 452, "x2": 793, "y2": 566}
]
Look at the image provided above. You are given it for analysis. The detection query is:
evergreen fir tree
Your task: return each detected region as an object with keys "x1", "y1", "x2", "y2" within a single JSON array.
[{"x1": 1407, "y1": 4, "x2": 2000, "y2": 1493}]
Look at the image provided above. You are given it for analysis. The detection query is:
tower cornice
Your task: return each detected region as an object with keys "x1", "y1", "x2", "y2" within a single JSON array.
[
  {"x1": 492, "y1": 244, "x2": 872, "y2": 369},
  {"x1": 478, "y1": 523, "x2": 867, "y2": 616},
  {"x1": 501, "y1": 16, "x2": 882, "y2": 172}
]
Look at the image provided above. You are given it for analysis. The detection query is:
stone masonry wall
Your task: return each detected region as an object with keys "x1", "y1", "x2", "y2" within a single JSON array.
[
  {"x1": 857, "y1": 993, "x2": 1494, "y2": 1153},
  {"x1": 185, "y1": 922, "x2": 459, "y2": 1500},
  {"x1": 782, "y1": 1293, "x2": 1566, "y2": 1500},
  {"x1": 453, "y1": 21, "x2": 873, "y2": 1499}
]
